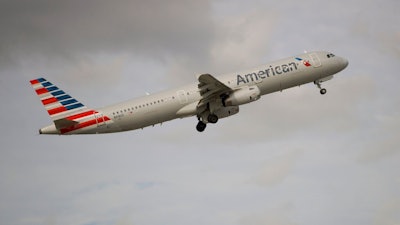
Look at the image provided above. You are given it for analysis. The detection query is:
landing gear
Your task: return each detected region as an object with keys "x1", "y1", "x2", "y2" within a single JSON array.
[
  {"x1": 195, "y1": 114, "x2": 219, "y2": 132},
  {"x1": 196, "y1": 121, "x2": 207, "y2": 132},
  {"x1": 207, "y1": 114, "x2": 218, "y2": 124},
  {"x1": 314, "y1": 80, "x2": 327, "y2": 95}
]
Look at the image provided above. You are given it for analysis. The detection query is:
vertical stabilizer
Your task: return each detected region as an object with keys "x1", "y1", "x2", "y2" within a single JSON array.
[
  {"x1": 30, "y1": 78, "x2": 88, "y2": 121},
  {"x1": 30, "y1": 78, "x2": 110, "y2": 134}
]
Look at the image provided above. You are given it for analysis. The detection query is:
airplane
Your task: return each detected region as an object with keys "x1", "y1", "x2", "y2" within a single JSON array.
[{"x1": 30, "y1": 51, "x2": 348, "y2": 135}]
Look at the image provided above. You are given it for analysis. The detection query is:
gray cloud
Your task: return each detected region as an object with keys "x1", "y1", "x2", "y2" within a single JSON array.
[
  {"x1": 252, "y1": 149, "x2": 303, "y2": 187},
  {"x1": 240, "y1": 212, "x2": 295, "y2": 225},
  {"x1": 0, "y1": 0, "x2": 214, "y2": 67},
  {"x1": 357, "y1": 113, "x2": 400, "y2": 162},
  {"x1": 164, "y1": 6, "x2": 276, "y2": 85},
  {"x1": 373, "y1": 199, "x2": 400, "y2": 225},
  {"x1": 1, "y1": 0, "x2": 400, "y2": 225}
]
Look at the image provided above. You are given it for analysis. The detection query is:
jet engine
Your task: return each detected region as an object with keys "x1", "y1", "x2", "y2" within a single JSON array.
[
  {"x1": 214, "y1": 106, "x2": 239, "y2": 119},
  {"x1": 224, "y1": 86, "x2": 261, "y2": 106}
]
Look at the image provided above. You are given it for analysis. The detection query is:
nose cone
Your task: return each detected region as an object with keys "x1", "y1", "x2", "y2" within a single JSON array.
[{"x1": 339, "y1": 57, "x2": 349, "y2": 69}]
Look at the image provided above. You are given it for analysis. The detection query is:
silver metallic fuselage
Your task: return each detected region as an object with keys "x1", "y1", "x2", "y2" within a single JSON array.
[{"x1": 39, "y1": 51, "x2": 348, "y2": 134}]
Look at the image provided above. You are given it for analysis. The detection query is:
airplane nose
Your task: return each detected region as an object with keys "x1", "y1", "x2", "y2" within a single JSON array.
[{"x1": 341, "y1": 57, "x2": 349, "y2": 69}]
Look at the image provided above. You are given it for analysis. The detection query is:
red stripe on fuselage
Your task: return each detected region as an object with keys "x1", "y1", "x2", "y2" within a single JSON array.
[{"x1": 66, "y1": 110, "x2": 96, "y2": 120}]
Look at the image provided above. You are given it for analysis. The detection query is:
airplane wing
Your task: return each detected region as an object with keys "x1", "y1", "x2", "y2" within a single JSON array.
[{"x1": 197, "y1": 73, "x2": 232, "y2": 110}]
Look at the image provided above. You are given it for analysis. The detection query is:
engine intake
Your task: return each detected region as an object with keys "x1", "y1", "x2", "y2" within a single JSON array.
[{"x1": 224, "y1": 86, "x2": 261, "y2": 106}]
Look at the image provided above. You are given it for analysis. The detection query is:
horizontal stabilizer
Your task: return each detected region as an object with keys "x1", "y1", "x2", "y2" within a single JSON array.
[{"x1": 54, "y1": 118, "x2": 79, "y2": 130}]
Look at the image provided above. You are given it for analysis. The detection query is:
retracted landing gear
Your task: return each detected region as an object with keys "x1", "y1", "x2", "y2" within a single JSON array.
[{"x1": 314, "y1": 80, "x2": 327, "y2": 95}]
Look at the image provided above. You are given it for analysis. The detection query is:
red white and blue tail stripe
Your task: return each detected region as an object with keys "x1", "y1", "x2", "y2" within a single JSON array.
[
  {"x1": 30, "y1": 78, "x2": 111, "y2": 134},
  {"x1": 30, "y1": 78, "x2": 88, "y2": 120}
]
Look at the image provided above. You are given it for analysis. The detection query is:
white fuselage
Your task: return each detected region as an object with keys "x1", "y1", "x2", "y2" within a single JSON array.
[{"x1": 38, "y1": 51, "x2": 348, "y2": 134}]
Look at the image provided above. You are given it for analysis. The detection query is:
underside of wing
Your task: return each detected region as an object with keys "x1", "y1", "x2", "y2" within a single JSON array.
[{"x1": 197, "y1": 74, "x2": 232, "y2": 109}]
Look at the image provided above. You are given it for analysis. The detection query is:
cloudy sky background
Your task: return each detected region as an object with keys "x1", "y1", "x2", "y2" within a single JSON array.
[{"x1": 1, "y1": 0, "x2": 399, "y2": 225}]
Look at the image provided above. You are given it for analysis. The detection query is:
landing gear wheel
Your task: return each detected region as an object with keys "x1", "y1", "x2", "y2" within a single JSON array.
[
  {"x1": 196, "y1": 121, "x2": 207, "y2": 132},
  {"x1": 315, "y1": 80, "x2": 327, "y2": 95},
  {"x1": 207, "y1": 114, "x2": 219, "y2": 124}
]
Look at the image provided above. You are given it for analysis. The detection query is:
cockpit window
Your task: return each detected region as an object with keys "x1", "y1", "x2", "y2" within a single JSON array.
[{"x1": 327, "y1": 53, "x2": 335, "y2": 58}]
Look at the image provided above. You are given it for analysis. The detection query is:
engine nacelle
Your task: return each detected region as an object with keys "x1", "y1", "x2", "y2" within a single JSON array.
[
  {"x1": 214, "y1": 106, "x2": 239, "y2": 119},
  {"x1": 224, "y1": 86, "x2": 261, "y2": 106}
]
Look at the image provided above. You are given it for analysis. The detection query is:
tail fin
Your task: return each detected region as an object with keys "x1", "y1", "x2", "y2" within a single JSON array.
[{"x1": 29, "y1": 78, "x2": 97, "y2": 129}]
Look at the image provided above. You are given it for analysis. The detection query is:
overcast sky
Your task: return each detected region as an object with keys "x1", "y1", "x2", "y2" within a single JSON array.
[{"x1": 1, "y1": 0, "x2": 399, "y2": 225}]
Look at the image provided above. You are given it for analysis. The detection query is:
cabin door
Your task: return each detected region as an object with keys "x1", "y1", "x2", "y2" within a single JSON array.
[
  {"x1": 177, "y1": 90, "x2": 188, "y2": 104},
  {"x1": 309, "y1": 53, "x2": 322, "y2": 68},
  {"x1": 94, "y1": 112, "x2": 106, "y2": 127}
]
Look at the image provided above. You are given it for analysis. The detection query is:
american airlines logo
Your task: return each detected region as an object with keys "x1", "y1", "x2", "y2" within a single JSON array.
[
  {"x1": 237, "y1": 61, "x2": 299, "y2": 85},
  {"x1": 295, "y1": 57, "x2": 311, "y2": 67}
]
